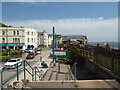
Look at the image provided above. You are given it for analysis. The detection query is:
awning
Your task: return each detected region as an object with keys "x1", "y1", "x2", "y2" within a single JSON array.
[{"x1": 0, "y1": 43, "x2": 25, "y2": 46}]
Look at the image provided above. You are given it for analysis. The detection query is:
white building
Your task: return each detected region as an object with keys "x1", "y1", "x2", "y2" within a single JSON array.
[
  {"x1": 38, "y1": 30, "x2": 48, "y2": 47},
  {"x1": 48, "y1": 34, "x2": 53, "y2": 46},
  {"x1": 0, "y1": 27, "x2": 38, "y2": 50},
  {"x1": 47, "y1": 34, "x2": 62, "y2": 48}
]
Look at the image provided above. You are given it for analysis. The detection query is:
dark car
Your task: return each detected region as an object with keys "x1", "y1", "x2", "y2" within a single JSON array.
[
  {"x1": 34, "y1": 50, "x2": 37, "y2": 56},
  {"x1": 26, "y1": 53, "x2": 35, "y2": 59},
  {"x1": 41, "y1": 61, "x2": 48, "y2": 68}
]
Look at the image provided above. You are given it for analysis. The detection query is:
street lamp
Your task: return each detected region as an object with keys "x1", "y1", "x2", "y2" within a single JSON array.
[{"x1": 53, "y1": 27, "x2": 56, "y2": 66}]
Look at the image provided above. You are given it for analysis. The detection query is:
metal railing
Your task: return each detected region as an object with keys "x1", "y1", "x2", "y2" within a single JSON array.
[
  {"x1": 65, "y1": 63, "x2": 77, "y2": 81},
  {"x1": 0, "y1": 60, "x2": 44, "y2": 89}
]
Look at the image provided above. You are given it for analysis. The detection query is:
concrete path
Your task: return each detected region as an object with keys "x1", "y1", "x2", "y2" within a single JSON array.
[{"x1": 42, "y1": 62, "x2": 75, "y2": 81}]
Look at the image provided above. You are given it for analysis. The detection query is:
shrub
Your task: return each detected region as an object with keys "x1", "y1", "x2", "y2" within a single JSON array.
[
  {"x1": 2, "y1": 50, "x2": 8, "y2": 55},
  {"x1": 10, "y1": 50, "x2": 23, "y2": 58}
]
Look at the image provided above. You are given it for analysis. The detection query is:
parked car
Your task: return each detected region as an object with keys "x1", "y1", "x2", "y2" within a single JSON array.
[
  {"x1": 36, "y1": 50, "x2": 41, "y2": 54},
  {"x1": 4, "y1": 58, "x2": 23, "y2": 69},
  {"x1": 41, "y1": 61, "x2": 48, "y2": 68},
  {"x1": 33, "y1": 50, "x2": 37, "y2": 56},
  {"x1": 24, "y1": 49, "x2": 34, "y2": 53},
  {"x1": 26, "y1": 53, "x2": 35, "y2": 59}
]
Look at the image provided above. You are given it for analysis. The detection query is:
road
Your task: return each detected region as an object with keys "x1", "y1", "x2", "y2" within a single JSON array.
[{"x1": 0, "y1": 47, "x2": 52, "y2": 84}]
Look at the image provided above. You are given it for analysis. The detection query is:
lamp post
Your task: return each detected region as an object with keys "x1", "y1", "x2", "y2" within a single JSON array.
[{"x1": 53, "y1": 27, "x2": 56, "y2": 66}]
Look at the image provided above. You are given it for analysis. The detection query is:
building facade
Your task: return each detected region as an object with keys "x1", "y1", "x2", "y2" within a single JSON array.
[
  {"x1": 54, "y1": 34, "x2": 62, "y2": 48},
  {"x1": 0, "y1": 27, "x2": 38, "y2": 50},
  {"x1": 38, "y1": 30, "x2": 49, "y2": 47},
  {"x1": 48, "y1": 34, "x2": 53, "y2": 46}
]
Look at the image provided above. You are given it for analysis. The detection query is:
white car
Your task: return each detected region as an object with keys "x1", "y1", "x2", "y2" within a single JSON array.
[
  {"x1": 4, "y1": 58, "x2": 23, "y2": 69},
  {"x1": 24, "y1": 49, "x2": 34, "y2": 53},
  {"x1": 36, "y1": 50, "x2": 41, "y2": 54}
]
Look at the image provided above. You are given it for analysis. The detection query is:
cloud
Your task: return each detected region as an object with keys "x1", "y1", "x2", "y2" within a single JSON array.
[{"x1": 4, "y1": 17, "x2": 118, "y2": 42}]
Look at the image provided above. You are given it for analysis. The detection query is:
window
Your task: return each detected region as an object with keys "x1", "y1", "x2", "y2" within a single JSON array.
[
  {"x1": 31, "y1": 32, "x2": 33, "y2": 35},
  {"x1": 28, "y1": 38, "x2": 29, "y2": 42},
  {"x1": 2, "y1": 31, "x2": 5, "y2": 35},
  {"x1": 28, "y1": 31, "x2": 29, "y2": 35},
  {"x1": 34, "y1": 38, "x2": 35, "y2": 42},
  {"x1": 13, "y1": 38, "x2": 20, "y2": 43},
  {"x1": 13, "y1": 38, "x2": 14, "y2": 42},
  {"x1": 2, "y1": 38, "x2": 5, "y2": 43},
  {"x1": 18, "y1": 38, "x2": 20, "y2": 42},
  {"x1": 17, "y1": 59, "x2": 21, "y2": 61},
  {"x1": 13, "y1": 31, "x2": 16, "y2": 35},
  {"x1": 15, "y1": 38, "x2": 17, "y2": 42},
  {"x1": 17, "y1": 31, "x2": 19, "y2": 35},
  {"x1": 31, "y1": 38, "x2": 33, "y2": 42}
]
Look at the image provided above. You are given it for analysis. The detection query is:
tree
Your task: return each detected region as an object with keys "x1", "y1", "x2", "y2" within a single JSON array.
[
  {"x1": 0, "y1": 22, "x2": 12, "y2": 27},
  {"x1": 0, "y1": 22, "x2": 7, "y2": 27}
]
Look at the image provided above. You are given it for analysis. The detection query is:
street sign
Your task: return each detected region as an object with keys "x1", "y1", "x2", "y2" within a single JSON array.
[
  {"x1": 51, "y1": 51, "x2": 66, "y2": 55},
  {"x1": 55, "y1": 52, "x2": 66, "y2": 55}
]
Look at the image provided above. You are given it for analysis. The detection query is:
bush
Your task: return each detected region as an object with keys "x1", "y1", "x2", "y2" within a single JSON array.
[
  {"x1": 10, "y1": 50, "x2": 24, "y2": 58},
  {"x1": 0, "y1": 56, "x2": 10, "y2": 62},
  {"x1": 2, "y1": 50, "x2": 8, "y2": 55},
  {"x1": 18, "y1": 50, "x2": 23, "y2": 54},
  {"x1": 1, "y1": 50, "x2": 24, "y2": 58},
  {"x1": 10, "y1": 50, "x2": 18, "y2": 55}
]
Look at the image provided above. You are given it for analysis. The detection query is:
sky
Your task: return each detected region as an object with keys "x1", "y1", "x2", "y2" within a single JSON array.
[{"x1": 1, "y1": 1, "x2": 118, "y2": 42}]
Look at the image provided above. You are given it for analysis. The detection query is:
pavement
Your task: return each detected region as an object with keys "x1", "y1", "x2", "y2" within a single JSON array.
[{"x1": 41, "y1": 62, "x2": 75, "y2": 81}]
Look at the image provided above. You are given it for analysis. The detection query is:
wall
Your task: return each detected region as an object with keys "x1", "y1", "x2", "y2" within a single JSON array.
[{"x1": 71, "y1": 55, "x2": 115, "y2": 80}]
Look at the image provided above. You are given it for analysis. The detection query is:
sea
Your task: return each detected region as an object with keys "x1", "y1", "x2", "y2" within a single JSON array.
[{"x1": 87, "y1": 42, "x2": 119, "y2": 50}]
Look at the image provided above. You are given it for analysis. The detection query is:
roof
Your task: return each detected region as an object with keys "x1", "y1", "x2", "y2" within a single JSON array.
[
  {"x1": 43, "y1": 30, "x2": 47, "y2": 33},
  {"x1": 62, "y1": 35, "x2": 87, "y2": 40},
  {"x1": 62, "y1": 35, "x2": 87, "y2": 37},
  {"x1": 0, "y1": 27, "x2": 37, "y2": 31}
]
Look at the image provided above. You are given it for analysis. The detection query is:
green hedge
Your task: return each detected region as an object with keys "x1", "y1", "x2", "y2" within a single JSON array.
[
  {"x1": 2, "y1": 50, "x2": 9, "y2": 55},
  {"x1": 1, "y1": 50, "x2": 23, "y2": 58}
]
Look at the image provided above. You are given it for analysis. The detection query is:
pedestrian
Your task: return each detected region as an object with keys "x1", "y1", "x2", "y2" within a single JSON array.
[
  {"x1": 53, "y1": 60, "x2": 56, "y2": 66},
  {"x1": 41, "y1": 61, "x2": 45, "y2": 66},
  {"x1": 97, "y1": 43, "x2": 99, "y2": 47},
  {"x1": 40, "y1": 56, "x2": 42, "y2": 62}
]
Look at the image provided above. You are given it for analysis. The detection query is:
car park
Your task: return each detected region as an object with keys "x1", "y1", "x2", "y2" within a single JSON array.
[
  {"x1": 26, "y1": 53, "x2": 35, "y2": 59},
  {"x1": 4, "y1": 58, "x2": 23, "y2": 69}
]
